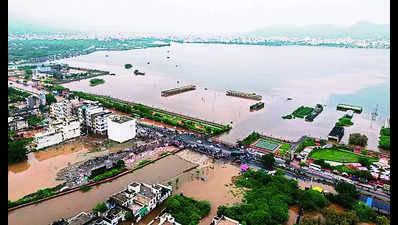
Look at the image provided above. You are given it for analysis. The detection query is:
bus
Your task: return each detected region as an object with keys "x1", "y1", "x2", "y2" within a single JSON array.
[{"x1": 309, "y1": 163, "x2": 322, "y2": 171}]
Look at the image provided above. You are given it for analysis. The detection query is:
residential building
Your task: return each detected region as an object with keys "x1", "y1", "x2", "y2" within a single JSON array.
[
  {"x1": 67, "y1": 212, "x2": 93, "y2": 225},
  {"x1": 211, "y1": 215, "x2": 242, "y2": 225},
  {"x1": 50, "y1": 98, "x2": 80, "y2": 119},
  {"x1": 109, "y1": 182, "x2": 172, "y2": 223},
  {"x1": 26, "y1": 95, "x2": 41, "y2": 109},
  {"x1": 103, "y1": 206, "x2": 126, "y2": 225},
  {"x1": 33, "y1": 116, "x2": 81, "y2": 150},
  {"x1": 107, "y1": 115, "x2": 137, "y2": 143},
  {"x1": 8, "y1": 116, "x2": 29, "y2": 131},
  {"x1": 148, "y1": 213, "x2": 181, "y2": 225},
  {"x1": 78, "y1": 101, "x2": 112, "y2": 135}
]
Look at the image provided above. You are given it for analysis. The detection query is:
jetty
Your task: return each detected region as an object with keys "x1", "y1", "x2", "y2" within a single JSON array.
[
  {"x1": 134, "y1": 69, "x2": 145, "y2": 75},
  {"x1": 250, "y1": 102, "x2": 264, "y2": 111},
  {"x1": 161, "y1": 85, "x2": 196, "y2": 97},
  {"x1": 226, "y1": 90, "x2": 262, "y2": 100},
  {"x1": 337, "y1": 104, "x2": 362, "y2": 114}
]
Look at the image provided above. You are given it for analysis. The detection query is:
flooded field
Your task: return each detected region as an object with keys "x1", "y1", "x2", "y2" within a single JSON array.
[
  {"x1": 60, "y1": 44, "x2": 389, "y2": 150},
  {"x1": 8, "y1": 138, "x2": 94, "y2": 201},
  {"x1": 8, "y1": 136, "x2": 155, "y2": 201},
  {"x1": 8, "y1": 154, "x2": 197, "y2": 225},
  {"x1": 167, "y1": 151, "x2": 242, "y2": 225}
]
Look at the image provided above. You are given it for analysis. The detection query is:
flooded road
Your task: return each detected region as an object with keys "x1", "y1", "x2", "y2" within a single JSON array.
[
  {"x1": 8, "y1": 154, "x2": 196, "y2": 225},
  {"x1": 60, "y1": 44, "x2": 389, "y2": 150}
]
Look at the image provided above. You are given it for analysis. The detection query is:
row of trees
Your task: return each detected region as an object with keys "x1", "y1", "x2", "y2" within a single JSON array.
[
  {"x1": 8, "y1": 87, "x2": 31, "y2": 103},
  {"x1": 8, "y1": 131, "x2": 32, "y2": 165},
  {"x1": 378, "y1": 128, "x2": 390, "y2": 150},
  {"x1": 238, "y1": 132, "x2": 261, "y2": 146}
]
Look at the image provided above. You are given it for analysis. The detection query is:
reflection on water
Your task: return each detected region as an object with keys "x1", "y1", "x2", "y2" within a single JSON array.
[{"x1": 60, "y1": 44, "x2": 389, "y2": 150}]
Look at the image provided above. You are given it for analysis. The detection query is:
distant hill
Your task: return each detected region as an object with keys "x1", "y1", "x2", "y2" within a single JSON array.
[
  {"x1": 8, "y1": 19, "x2": 72, "y2": 35},
  {"x1": 245, "y1": 22, "x2": 390, "y2": 40}
]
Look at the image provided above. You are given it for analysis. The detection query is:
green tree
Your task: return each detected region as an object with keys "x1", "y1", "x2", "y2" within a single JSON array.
[
  {"x1": 125, "y1": 211, "x2": 133, "y2": 220},
  {"x1": 353, "y1": 202, "x2": 377, "y2": 222},
  {"x1": 92, "y1": 202, "x2": 107, "y2": 213},
  {"x1": 358, "y1": 157, "x2": 371, "y2": 168},
  {"x1": 298, "y1": 190, "x2": 329, "y2": 211},
  {"x1": 349, "y1": 133, "x2": 368, "y2": 147},
  {"x1": 116, "y1": 160, "x2": 125, "y2": 168},
  {"x1": 45, "y1": 94, "x2": 57, "y2": 105},
  {"x1": 260, "y1": 153, "x2": 275, "y2": 170}
]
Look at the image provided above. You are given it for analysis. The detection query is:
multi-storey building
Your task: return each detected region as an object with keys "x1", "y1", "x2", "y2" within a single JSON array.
[
  {"x1": 77, "y1": 101, "x2": 112, "y2": 135},
  {"x1": 33, "y1": 116, "x2": 81, "y2": 150},
  {"x1": 107, "y1": 115, "x2": 137, "y2": 143},
  {"x1": 50, "y1": 98, "x2": 80, "y2": 119}
]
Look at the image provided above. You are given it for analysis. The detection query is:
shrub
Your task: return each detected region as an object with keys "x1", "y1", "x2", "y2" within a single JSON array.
[
  {"x1": 92, "y1": 202, "x2": 107, "y2": 212},
  {"x1": 349, "y1": 133, "x2": 368, "y2": 147},
  {"x1": 79, "y1": 185, "x2": 91, "y2": 192},
  {"x1": 353, "y1": 202, "x2": 377, "y2": 222}
]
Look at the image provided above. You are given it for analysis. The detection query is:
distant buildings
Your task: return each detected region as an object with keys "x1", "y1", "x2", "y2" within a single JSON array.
[
  {"x1": 107, "y1": 115, "x2": 137, "y2": 143},
  {"x1": 26, "y1": 95, "x2": 41, "y2": 109},
  {"x1": 33, "y1": 116, "x2": 81, "y2": 150},
  {"x1": 148, "y1": 213, "x2": 181, "y2": 225},
  {"x1": 8, "y1": 116, "x2": 28, "y2": 131}
]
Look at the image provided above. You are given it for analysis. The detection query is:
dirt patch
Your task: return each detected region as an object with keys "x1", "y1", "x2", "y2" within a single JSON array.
[{"x1": 176, "y1": 149, "x2": 213, "y2": 168}]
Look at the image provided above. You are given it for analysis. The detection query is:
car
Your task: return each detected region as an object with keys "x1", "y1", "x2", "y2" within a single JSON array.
[{"x1": 197, "y1": 140, "x2": 202, "y2": 144}]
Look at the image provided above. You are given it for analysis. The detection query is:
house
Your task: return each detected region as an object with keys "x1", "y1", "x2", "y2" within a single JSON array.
[
  {"x1": 211, "y1": 215, "x2": 242, "y2": 225},
  {"x1": 148, "y1": 213, "x2": 181, "y2": 225},
  {"x1": 50, "y1": 98, "x2": 80, "y2": 119},
  {"x1": 8, "y1": 116, "x2": 29, "y2": 131},
  {"x1": 328, "y1": 126, "x2": 344, "y2": 143},
  {"x1": 33, "y1": 117, "x2": 81, "y2": 150},
  {"x1": 103, "y1": 206, "x2": 126, "y2": 225},
  {"x1": 107, "y1": 115, "x2": 137, "y2": 143},
  {"x1": 67, "y1": 212, "x2": 93, "y2": 225},
  {"x1": 109, "y1": 182, "x2": 172, "y2": 223}
]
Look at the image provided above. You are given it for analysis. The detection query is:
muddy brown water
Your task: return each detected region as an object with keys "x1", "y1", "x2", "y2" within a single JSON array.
[
  {"x1": 8, "y1": 139, "x2": 94, "y2": 201},
  {"x1": 8, "y1": 154, "x2": 196, "y2": 225}
]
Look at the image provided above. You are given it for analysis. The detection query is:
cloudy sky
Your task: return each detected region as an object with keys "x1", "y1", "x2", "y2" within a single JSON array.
[{"x1": 9, "y1": 0, "x2": 390, "y2": 34}]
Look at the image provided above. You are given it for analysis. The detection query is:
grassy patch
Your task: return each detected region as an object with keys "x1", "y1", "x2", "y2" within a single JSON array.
[
  {"x1": 283, "y1": 106, "x2": 314, "y2": 119},
  {"x1": 309, "y1": 149, "x2": 378, "y2": 163},
  {"x1": 137, "y1": 159, "x2": 152, "y2": 167},
  {"x1": 238, "y1": 132, "x2": 261, "y2": 147},
  {"x1": 79, "y1": 185, "x2": 91, "y2": 192},
  {"x1": 335, "y1": 116, "x2": 354, "y2": 127},
  {"x1": 90, "y1": 168, "x2": 124, "y2": 182},
  {"x1": 8, "y1": 187, "x2": 58, "y2": 208}
]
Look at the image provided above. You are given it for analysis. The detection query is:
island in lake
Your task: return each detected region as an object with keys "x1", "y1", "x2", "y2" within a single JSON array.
[{"x1": 89, "y1": 78, "x2": 105, "y2": 86}]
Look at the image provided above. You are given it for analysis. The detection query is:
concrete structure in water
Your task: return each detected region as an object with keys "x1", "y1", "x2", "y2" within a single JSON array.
[
  {"x1": 33, "y1": 116, "x2": 81, "y2": 150},
  {"x1": 161, "y1": 85, "x2": 196, "y2": 97},
  {"x1": 226, "y1": 90, "x2": 262, "y2": 101},
  {"x1": 107, "y1": 115, "x2": 136, "y2": 143},
  {"x1": 328, "y1": 126, "x2": 344, "y2": 143},
  {"x1": 336, "y1": 104, "x2": 362, "y2": 114}
]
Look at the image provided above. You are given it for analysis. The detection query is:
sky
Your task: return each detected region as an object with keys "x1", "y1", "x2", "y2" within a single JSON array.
[{"x1": 8, "y1": 0, "x2": 390, "y2": 34}]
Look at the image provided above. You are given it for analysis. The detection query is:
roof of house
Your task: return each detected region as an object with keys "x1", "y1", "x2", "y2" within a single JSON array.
[
  {"x1": 328, "y1": 126, "x2": 344, "y2": 138},
  {"x1": 68, "y1": 212, "x2": 92, "y2": 225},
  {"x1": 110, "y1": 191, "x2": 130, "y2": 205}
]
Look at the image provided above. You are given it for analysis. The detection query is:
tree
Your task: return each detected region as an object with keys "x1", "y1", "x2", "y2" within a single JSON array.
[
  {"x1": 45, "y1": 94, "x2": 57, "y2": 105},
  {"x1": 349, "y1": 133, "x2": 368, "y2": 147},
  {"x1": 8, "y1": 139, "x2": 30, "y2": 164},
  {"x1": 92, "y1": 202, "x2": 107, "y2": 213},
  {"x1": 125, "y1": 211, "x2": 133, "y2": 220},
  {"x1": 300, "y1": 217, "x2": 321, "y2": 225},
  {"x1": 275, "y1": 168, "x2": 285, "y2": 176},
  {"x1": 260, "y1": 153, "x2": 275, "y2": 170},
  {"x1": 116, "y1": 160, "x2": 125, "y2": 168},
  {"x1": 358, "y1": 157, "x2": 371, "y2": 168},
  {"x1": 298, "y1": 190, "x2": 329, "y2": 211},
  {"x1": 376, "y1": 216, "x2": 390, "y2": 225},
  {"x1": 353, "y1": 202, "x2": 377, "y2": 222}
]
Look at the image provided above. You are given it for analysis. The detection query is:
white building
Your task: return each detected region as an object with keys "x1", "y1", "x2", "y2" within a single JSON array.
[
  {"x1": 78, "y1": 102, "x2": 112, "y2": 135},
  {"x1": 50, "y1": 98, "x2": 80, "y2": 119},
  {"x1": 33, "y1": 117, "x2": 81, "y2": 150},
  {"x1": 107, "y1": 115, "x2": 136, "y2": 143},
  {"x1": 8, "y1": 116, "x2": 29, "y2": 131}
]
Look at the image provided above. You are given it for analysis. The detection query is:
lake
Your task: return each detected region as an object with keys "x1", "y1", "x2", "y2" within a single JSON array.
[{"x1": 59, "y1": 43, "x2": 390, "y2": 150}]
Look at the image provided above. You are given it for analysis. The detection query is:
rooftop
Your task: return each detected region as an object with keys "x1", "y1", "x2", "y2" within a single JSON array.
[
  {"x1": 68, "y1": 212, "x2": 92, "y2": 225},
  {"x1": 110, "y1": 191, "x2": 131, "y2": 205},
  {"x1": 109, "y1": 115, "x2": 133, "y2": 124},
  {"x1": 138, "y1": 184, "x2": 155, "y2": 199}
]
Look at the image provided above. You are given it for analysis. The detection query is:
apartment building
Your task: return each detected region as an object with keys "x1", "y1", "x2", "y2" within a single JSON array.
[
  {"x1": 33, "y1": 116, "x2": 81, "y2": 150},
  {"x1": 50, "y1": 98, "x2": 80, "y2": 119},
  {"x1": 77, "y1": 101, "x2": 112, "y2": 135},
  {"x1": 107, "y1": 115, "x2": 137, "y2": 143}
]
